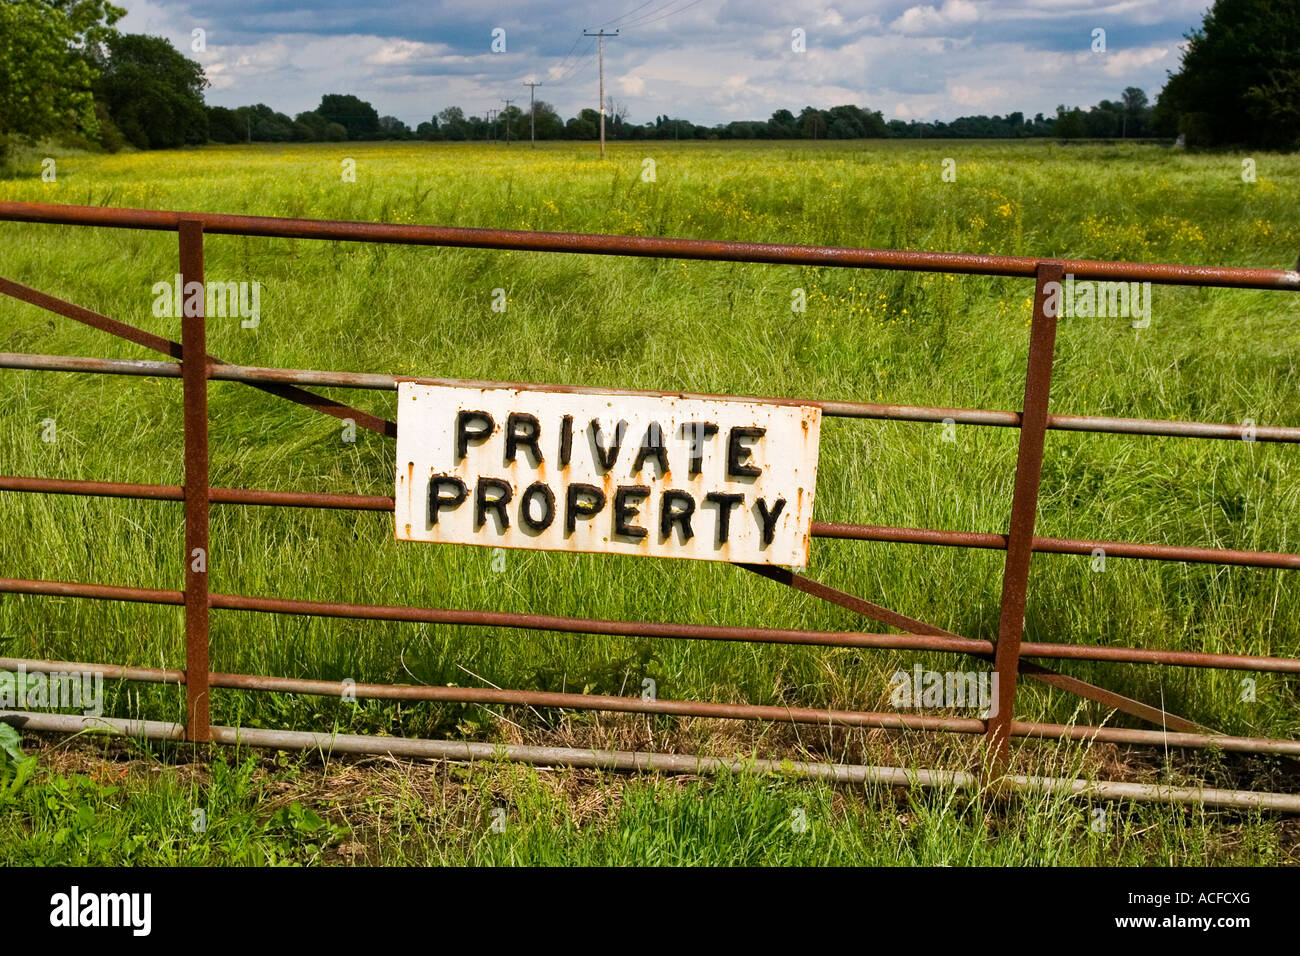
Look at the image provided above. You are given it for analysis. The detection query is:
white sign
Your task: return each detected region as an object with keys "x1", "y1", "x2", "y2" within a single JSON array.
[{"x1": 394, "y1": 383, "x2": 822, "y2": 566}]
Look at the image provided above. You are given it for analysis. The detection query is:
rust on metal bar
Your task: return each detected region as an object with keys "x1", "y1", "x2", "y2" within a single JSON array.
[
  {"x1": 179, "y1": 220, "x2": 211, "y2": 742},
  {"x1": 0, "y1": 475, "x2": 396, "y2": 510},
  {"x1": 2, "y1": 655, "x2": 1294, "y2": 755},
  {"x1": 5, "y1": 576, "x2": 1295, "y2": 673},
  {"x1": 812, "y1": 521, "x2": 1300, "y2": 570},
  {"x1": 2, "y1": 201, "x2": 1297, "y2": 290},
  {"x1": 1019, "y1": 641, "x2": 1300, "y2": 672},
  {"x1": 987, "y1": 261, "x2": 1064, "y2": 761},
  {"x1": 0, "y1": 576, "x2": 990, "y2": 654}
]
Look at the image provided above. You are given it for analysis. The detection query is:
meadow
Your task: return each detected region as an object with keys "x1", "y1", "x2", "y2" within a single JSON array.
[{"x1": 0, "y1": 139, "x2": 1297, "y2": 864}]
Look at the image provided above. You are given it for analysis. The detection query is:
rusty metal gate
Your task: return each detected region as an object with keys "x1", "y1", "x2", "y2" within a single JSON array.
[{"x1": 2, "y1": 201, "x2": 1298, "y2": 811}]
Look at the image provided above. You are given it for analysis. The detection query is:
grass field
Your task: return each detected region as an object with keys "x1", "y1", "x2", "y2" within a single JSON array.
[{"x1": 1, "y1": 139, "x2": 1298, "y2": 865}]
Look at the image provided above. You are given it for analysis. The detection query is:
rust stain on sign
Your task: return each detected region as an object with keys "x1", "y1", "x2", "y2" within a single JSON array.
[{"x1": 395, "y1": 383, "x2": 821, "y2": 566}]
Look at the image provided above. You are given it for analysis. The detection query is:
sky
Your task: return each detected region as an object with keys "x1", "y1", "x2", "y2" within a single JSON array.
[{"x1": 113, "y1": 0, "x2": 1213, "y2": 128}]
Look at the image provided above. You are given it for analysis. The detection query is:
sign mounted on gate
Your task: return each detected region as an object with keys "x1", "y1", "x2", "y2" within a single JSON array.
[{"x1": 394, "y1": 383, "x2": 822, "y2": 566}]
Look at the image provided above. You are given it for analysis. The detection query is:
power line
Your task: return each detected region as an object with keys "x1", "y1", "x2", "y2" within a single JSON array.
[
  {"x1": 548, "y1": 37, "x2": 597, "y2": 85},
  {"x1": 605, "y1": 0, "x2": 658, "y2": 27},
  {"x1": 547, "y1": 33, "x2": 587, "y2": 78},
  {"x1": 622, "y1": 0, "x2": 708, "y2": 28}
]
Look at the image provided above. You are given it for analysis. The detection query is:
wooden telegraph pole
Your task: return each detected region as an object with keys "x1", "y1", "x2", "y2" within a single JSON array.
[
  {"x1": 523, "y1": 80, "x2": 542, "y2": 148},
  {"x1": 582, "y1": 29, "x2": 618, "y2": 158}
]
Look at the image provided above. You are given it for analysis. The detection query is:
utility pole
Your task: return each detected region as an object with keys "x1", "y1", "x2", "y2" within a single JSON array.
[
  {"x1": 583, "y1": 28, "x2": 618, "y2": 158},
  {"x1": 500, "y1": 98, "x2": 514, "y2": 145},
  {"x1": 523, "y1": 80, "x2": 542, "y2": 148}
]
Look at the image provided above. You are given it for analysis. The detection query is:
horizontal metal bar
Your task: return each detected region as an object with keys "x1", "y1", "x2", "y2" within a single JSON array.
[
  {"x1": 6, "y1": 351, "x2": 1300, "y2": 444},
  {"x1": 0, "y1": 476, "x2": 395, "y2": 511},
  {"x1": 10, "y1": 654, "x2": 1294, "y2": 754},
  {"x1": 4, "y1": 475, "x2": 1295, "y2": 572},
  {"x1": 1010, "y1": 720, "x2": 1300, "y2": 756},
  {"x1": 0, "y1": 576, "x2": 993, "y2": 655},
  {"x1": 1018, "y1": 641, "x2": 1300, "y2": 672},
  {"x1": 5, "y1": 656, "x2": 1298, "y2": 755},
  {"x1": 2, "y1": 201, "x2": 1297, "y2": 290},
  {"x1": 3, "y1": 709, "x2": 1297, "y2": 811},
  {"x1": 3, "y1": 576, "x2": 1297, "y2": 673},
  {"x1": 0, "y1": 656, "x2": 982, "y2": 734},
  {"x1": 812, "y1": 522, "x2": 1300, "y2": 570}
]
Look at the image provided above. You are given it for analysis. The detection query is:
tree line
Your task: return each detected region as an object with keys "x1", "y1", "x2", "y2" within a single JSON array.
[{"x1": 1, "y1": 0, "x2": 1296, "y2": 159}]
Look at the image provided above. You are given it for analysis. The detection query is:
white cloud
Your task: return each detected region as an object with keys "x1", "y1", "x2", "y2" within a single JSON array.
[{"x1": 891, "y1": 1, "x2": 980, "y2": 36}]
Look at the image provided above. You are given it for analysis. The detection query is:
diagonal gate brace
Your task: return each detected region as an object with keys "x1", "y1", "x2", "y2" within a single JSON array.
[
  {"x1": 0, "y1": 276, "x2": 395, "y2": 437},
  {"x1": 739, "y1": 563, "x2": 1211, "y2": 735}
]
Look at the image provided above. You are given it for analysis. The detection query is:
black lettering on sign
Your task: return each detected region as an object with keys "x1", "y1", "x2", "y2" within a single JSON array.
[
  {"x1": 754, "y1": 497, "x2": 787, "y2": 546},
  {"x1": 475, "y1": 477, "x2": 513, "y2": 531},
  {"x1": 505, "y1": 413, "x2": 543, "y2": 466},
  {"x1": 456, "y1": 411, "x2": 494, "y2": 460},
  {"x1": 589, "y1": 419, "x2": 627, "y2": 472},
  {"x1": 727, "y1": 427, "x2": 765, "y2": 478},
  {"x1": 614, "y1": 485, "x2": 650, "y2": 540},
  {"x1": 428, "y1": 476, "x2": 468, "y2": 524},
  {"x1": 565, "y1": 483, "x2": 606, "y2": 534},
  {"x1": 520, "y1": 481, "x2": 556, "y2": 532},
  {"x1": 680, "y1": 422, "x2": 718, "y2": 476},
  {"x1": 660, "y1": 490, "x2": 695, "y2": 542},
  {"x1": 559, "y1": 414, "x2": 573, "y2": 467},
  {"x1": 632, "y1": 422, "x2": 669, "y2": 476},
  {"x1": 704, "y1": 491, "x2": 744, "y2": 545}
]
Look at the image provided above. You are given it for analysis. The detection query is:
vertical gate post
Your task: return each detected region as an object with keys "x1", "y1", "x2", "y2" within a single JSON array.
[
  {"x1": 179, "y1": 220, "x2": 211, "y2": 742},
  {"x1": 986, "y1": 260, "x2": 1064, "y2": 766}
]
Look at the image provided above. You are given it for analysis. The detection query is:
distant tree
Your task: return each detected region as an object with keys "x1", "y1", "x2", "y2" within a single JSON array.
[
  {"x1": 767, "y1": 109, "x2": 797, "y2": 138},
  {"x1": 323, "y1": 122, "x2": 348, "y2": 142},
  {"x1": 207, "y1": 105, "x2": 245, "y2": 143},
  {"x1": 317, "y1": 94, "x2": 381, "y2": 140},
  {"x1": 235, "y1": 104, "x2": 292, "y2": 142},
  {"x1": 1084, "y1": 100, "x2": 1122, "y2": 137},
  {"x1": 437, "y1": 106, "x2": 469, "y2": 140},
  {"x1": 529, "y1": 100, "x2": 564, "y2": 139},
  {"x1": 0, "y1": 0, "x2": 124, "y2": 141},
  {"x1": 1055, "y1": 105, "x2": 1085, "y2": 139},
  {"x1": 565, "y1": 110, "x2": 599, "y2": 140},
  {"x1": 94, "y1": 34, "x2": 208, "y2": 149},
  {"x1": 378, "y1": 115, "x2": 412, "y2": 139},
  {"x1": 294, "y1": 110, "x2": 329, "y2": 141},
  {"x1": 1156, "y1": 0, "x2": 1300, "y2": 147},
  {"x1": 497, "y1": 104, "x2": 524, "y2": 141},
  {"x1": 797, "y1": 106, "x2": 827, "y2": 138}
]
